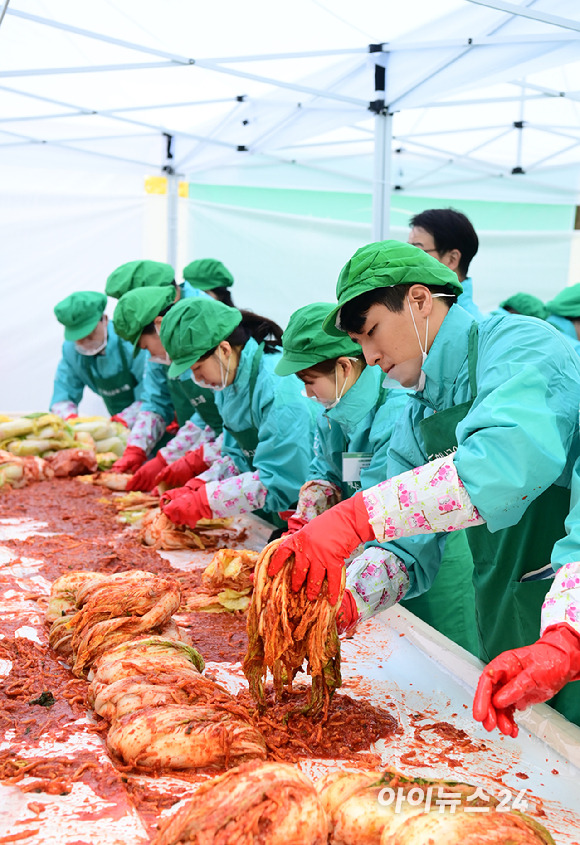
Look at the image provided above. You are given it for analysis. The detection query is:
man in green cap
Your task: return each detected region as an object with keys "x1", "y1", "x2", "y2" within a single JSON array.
[
  {"x1": 277, "y1": 300, "x2": 477, "y2": 652},
  {"x1": 110, "y1": 287, "x2": 223, "y2": 488},
  {"x1": 183, "y1": 258, "x2": 235, "y2": 307},
  {"x1": 50, "y1": 290, "x2": 146, "y2": 421},
  {"x1": 268, "y1": 238, "x2": 580, "y2": 735},
  {"x1": 546, "y1": 283, "x2": 580, "y2": 355}
]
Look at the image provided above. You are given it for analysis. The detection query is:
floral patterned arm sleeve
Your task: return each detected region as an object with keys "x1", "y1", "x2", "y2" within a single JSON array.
[
  {"x1": 114, "y1": 400, "x2": 142, "y2": 428},
  {"x1": 541, "y1": 562, "x2": 580, "y2": 637},
  {"x1": 50, "y1": 400, "x2": 78, "y2": 419},
  {"x1": 295, "y1": 479, "x2": 342, "y2": 522},
  {"x1": 363, "y1": 454, "x2": 484, "y2": 542},
  {"x1": 159, "y1": 421, "x2": 213, "y2": 464},
  {"x1": 126, "y1": 411, "x2": 166, "y2": 454},
  {"x1": 200, "y1": 433, "x2": 223, "y2": 465},
  {"x1": 346, "y1": 547, "x2": 410, "y2": 623},
  {"x1": 197, "y1": 452, "x2": 239, "y2": 484},
  {"x1": 205, "y1": 470, "x2": 267, "y2": 518}
]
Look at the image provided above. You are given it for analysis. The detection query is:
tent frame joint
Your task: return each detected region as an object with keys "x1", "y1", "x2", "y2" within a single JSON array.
[{"x1": 369, "y1": 98, "x2": 389, "y2": 115}]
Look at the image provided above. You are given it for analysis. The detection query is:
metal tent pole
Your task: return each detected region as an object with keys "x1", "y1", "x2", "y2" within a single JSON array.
[
  {"x1": 163, "y1": 133, "x2": 179, "y2": 269},
  {"x1": 370, "y1": 48, "x2": 392, "y2": 241},
  {"x1": 166, "y1": 173, "x2": 178, "y2": 270}
]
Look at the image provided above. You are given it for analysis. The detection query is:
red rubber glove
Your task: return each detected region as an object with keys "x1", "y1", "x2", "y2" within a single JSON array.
[
  {"x1": 267, "y1": 491, "x2": 374, "y2": 604},
  {"x1": 473, "y1": 623, "x2": 580, "y2": 738},
  {"x1": 110, "y1": 414, "x2": 129, "y2": 428},
  {"x1": 160, "y1": 483, "x2": 212, "y2": 528},
  {"x1": 159, "y1": 477, "x2": 206, "y2": 507},
  {"x1": 126, "y1": 453, "x2": 166, "y2": 492},
  {"x1": 153, "y1": 446, "x2": 209, "y2": 490},
  {"x1": 111, "y1": 445, "x2": 147, "y2": 473},
  {"x1": 279, "y1": 510, "x2": 309, "y2": 536},
  {"x1": 336, "y1": 589, "x2": 359, "y2": 635}
]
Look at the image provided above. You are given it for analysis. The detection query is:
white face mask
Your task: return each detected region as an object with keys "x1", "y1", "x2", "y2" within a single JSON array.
[
  {"x1": 75, "y1": 335, "x2": 107, "y2": 356},
  {"x1": 306, "y1": 357, "x2": 358, "y2": 409},
  {"x1": 382, "y1": 294, "x2": 454, "y2": 392},
  {"x1": 192, "y1": 350, "x2": 230, "y2": 391},
  {"x1": 148, "y1": 327, "x2": 171, "y2": 365},
  {"x1": 320, "y1": 364, "x2": 349, "y2": 410}
]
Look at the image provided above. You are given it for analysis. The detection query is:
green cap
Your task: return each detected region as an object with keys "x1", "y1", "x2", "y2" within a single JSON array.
[
  {"x1": 113, "y1": 286, "x2": 176, "y2": 356},
  {"x1": 500, "y1": 293, "x2": 548, "y2": 320},
  {"x1": 160, "y1": 298, "x2": 243, "y2": 378},
  {"x1": 105, "y1": 260, "x2": 175, "y2": 299},
  {"x1": 183, "y1": 258, "x2": 234, "y2": 291},
  {"x1": 54, "y1": 291, "x2": 107, "y2": 341},
  {"x1": 275, "y1": 302, "x2": 362, "y2": 377},
  {"x1": 546, "y1": 284, "x2": 580, "y2": 318},
  {"x1": 322, "y1": 240, "x2": 462, "y2": 337}
]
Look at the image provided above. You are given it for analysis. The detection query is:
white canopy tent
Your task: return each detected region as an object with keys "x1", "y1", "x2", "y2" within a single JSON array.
[{"x1": 2, "y1": 0, "x2": 580, "y2": 412}]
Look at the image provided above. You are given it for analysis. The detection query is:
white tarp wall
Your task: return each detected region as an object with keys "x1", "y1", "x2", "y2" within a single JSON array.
[
  {"x1": 1, "y1": 156, "x2": 148, "y2": 414},
  {"x1": 2, "y1": 175, "x2": 576, "y2": 415},
  {"x1": 187, "y1": 198, "x2": 576, "y2": 326}
]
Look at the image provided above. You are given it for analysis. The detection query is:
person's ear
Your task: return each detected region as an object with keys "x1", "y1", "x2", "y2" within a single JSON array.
[
  {"x1": 336, "y1": 356, "x2": 353, "y2": 378},
  {"x1": 408, "y1": 284, "x2": 432, "y2": 315},
  {"x1": 441, "y1": 248, "x2": 461, "y2": 274},
  {"x1": 153, "y1": 315, "x2": 163, "y2": 330},
  {"x1": 219, "y1": 340, "x2": 232, "y2": 359}
]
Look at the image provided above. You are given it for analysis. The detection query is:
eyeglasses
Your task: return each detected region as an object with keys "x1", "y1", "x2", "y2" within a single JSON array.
[{"x1": 409, "y1": 243, "x2": 440, "y2": 255}]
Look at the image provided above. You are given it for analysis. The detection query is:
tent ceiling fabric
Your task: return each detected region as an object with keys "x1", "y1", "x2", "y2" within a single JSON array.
[{"x1": 2, "y1": 0, "x2": 580, "y2": 202}]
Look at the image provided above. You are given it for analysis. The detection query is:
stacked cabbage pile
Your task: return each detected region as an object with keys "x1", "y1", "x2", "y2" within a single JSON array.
[
  {"x1": 0, "y1": 414, "x2": 129, "y2": 486},
  {"x1": 67, "y1": 416, "x2": 130, "y2": 467},
  {"x1": 0, "y1": 413, "x2": 78, "y2": 457},
  {"x1": 46, "y1": 570, "x2": 266, "y2": 771},
  {"x1": 151, "y1": 762, "x2": 555, "y2": 844}
]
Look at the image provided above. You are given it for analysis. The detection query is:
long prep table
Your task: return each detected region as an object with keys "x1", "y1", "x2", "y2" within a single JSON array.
[{"x1": 0, "y1": 489, "x2": 579, "y2": 844}]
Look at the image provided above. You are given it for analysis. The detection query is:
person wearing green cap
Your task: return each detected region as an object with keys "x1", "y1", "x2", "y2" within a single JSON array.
[
  {"x1": 495, "y1": 292, "x2": 548, "y2": 320},
  {"x1": 110, "y1": 287, "x2": 223, "y2": 488},
  {"x1": 182, "y1": 258, "x2": 236, "y2": 307},
  {"x1": 276, "y1": 300, "x2": 408, "y2": 510},
  {"x1": 267, "y1": 238, "x2": 580, "y2": 733},
  {"x1": 546, "y1": 283, "x2": 580, "y2": 355},
  {"x1": 50, "y1": 290, "x2": 147, "y2": 421},
  {"x1": 156, "y1": 297, "x2": 319, "y2": 534},
  {"x1": 105, "y1": 259, "x2": 220, "y2": 478},
  {"x1": 276, "y1": 301, "x2": 478, "y2": 653},
  {"x1": 106, "y1": 259, "x2": 177, "y2": 299}
]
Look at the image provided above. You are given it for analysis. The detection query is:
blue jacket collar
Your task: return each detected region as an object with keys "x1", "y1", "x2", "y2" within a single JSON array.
[{"x1": 420, "y1": 304, "x2": 475, "y2": 409}]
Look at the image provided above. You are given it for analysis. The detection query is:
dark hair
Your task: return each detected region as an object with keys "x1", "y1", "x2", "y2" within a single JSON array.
[
  {"x1": 210, "y1": 287, "x2": 236, "y2": 307},
  {"x1": 410, "y1": 208, "x2": 478, "y2": 277},
  {"x1": 297, "y1": 355, "x2": 366, "y2": 380},
  {"x1": 199, "y1": 308, "x2": 284, "y2": 360},
  {"x1": 339, "y1": 283, "x2": 458, "y2": 335},
  {"x1": 140, "y1": 301, "x2": 175, "y2": 336}
]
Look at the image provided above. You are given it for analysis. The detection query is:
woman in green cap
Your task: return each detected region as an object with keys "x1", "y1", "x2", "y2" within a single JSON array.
[
  {"x1": 546, "y1": 283, "x2": 580, "y2": 355},
  {"x1": 157, "y1": 297, "x2": 319, "y2": 534},
  {"x1": 494, "y1": 292, "x2": 548, "y2": 320},
  {"x1": 51, "y1": 290, "x2": 146, "y2": 421},
  {"x1": 111, "y1": 287, "x2": 223, "y2": 491},
  {"x1": 182, "y1": 258, "x2": 236, "y2": 307},
  {"x1": 276, "y1": 301, "x2": 478, "y2": 652},
  {"x1": 267, "y1": 239, "x2": 580, "y2": 735}
]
